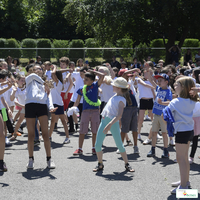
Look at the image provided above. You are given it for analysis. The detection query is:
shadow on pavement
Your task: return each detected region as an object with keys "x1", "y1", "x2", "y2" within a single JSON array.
[
  {"x1": 190, "y1": 163, "x2": 200, "y2": 174},
  {"x1": 95, "y1": 170, "x2": 134, "y2": 181},
  {"x1": 151, "y1": 157, "x2": 175, "y2": 167},
  {"x1": 20, "y1": 168, "x2": 56, "y2": 180},
  {"x1": 68, "y1": 154, "x2": 97, "y2": 162},
  {"x1": 0, "y1": 182, "x2": 9, "y2": 187}
]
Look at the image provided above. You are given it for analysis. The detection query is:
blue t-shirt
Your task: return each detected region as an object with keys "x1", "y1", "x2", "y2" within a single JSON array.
[
  {"x1": 77, "y1": 81, "x2": 99, "y2": 111},
  {"x1": 153, "y1": 86, "x2": 172, "y2": 115}
]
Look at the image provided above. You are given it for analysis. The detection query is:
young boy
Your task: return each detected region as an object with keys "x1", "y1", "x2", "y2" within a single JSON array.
[
  {"x1": 73, "y1": 69, "x2": 105, "y2": 155},
  {"x1": 44, "y1": 61, "x2": 52, "y2": 81},
  {"x1": 146, "y1": 73, "x2": 172, "y2": 158}
]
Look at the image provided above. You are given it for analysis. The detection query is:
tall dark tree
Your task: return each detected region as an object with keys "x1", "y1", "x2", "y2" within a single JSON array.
[
  {"x1": 0, "y1": 0, "x2": 29, "y2": 40},
  {"x1": 63, "y1": 0, "x2": 200, "y2": 63}
]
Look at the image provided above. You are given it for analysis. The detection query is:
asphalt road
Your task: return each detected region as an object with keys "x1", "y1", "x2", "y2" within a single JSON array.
[{"x1": 1, "y1": 119, "x2": 200, "y2": 200}]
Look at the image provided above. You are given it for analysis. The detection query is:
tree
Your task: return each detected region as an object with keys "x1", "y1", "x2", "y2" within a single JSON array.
[{"x1": 63, "y1": 0, "x2": 200, "y2": 63}]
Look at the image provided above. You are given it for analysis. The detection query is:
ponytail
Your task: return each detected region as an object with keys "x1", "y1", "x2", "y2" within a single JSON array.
[{"x1": 122, "y1": 88, "x2": 132, "y2": 106}]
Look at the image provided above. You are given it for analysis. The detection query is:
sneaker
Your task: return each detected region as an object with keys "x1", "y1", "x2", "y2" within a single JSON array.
[
  {"x1": 173, "y1": 158, "x2": 177, "y2": 163},
  {"x1": 27, "y1": 158, "x2": 34, "y2": 169},
  {"x1": 126, "y1": 140, "x2": 133, "y2": 146},
  {"x1": 161, "y1": 150, "x2": 169, "y2": 158},
  {"x1": 171, "y1": 180, "x2": 190, "y2": 187},
  {"x1": 73, "y1": 149, "x2": 83, "y2": 155},
  {"x1": 47, "y1": 159, "x2": 56, "y2": 169},
  {"x1": 137, "y1": 134, "x2": 141, "y2": 140},
  {"x1": 116, "y1": 149, "x2": 120, "y2": 154},
  {"x1": 147, "y1": 148, "x2": 155, "y2": 157},
  {"x1": 5, "y1": 137, "x2": 12, "y2": 147},
  {"x1": 189, "y1": 157, "x2": 194, "y2": 164},
  {"x1": 0, "y1": 162, "x2": 7, "y2": 172},
  {"x1": 169, "y1": 139, "x2": 175, "y2": 146},
  {"x1": 134, "y1": 146, "x2": 139, "y2": 154},
  {"x1": 143, "y1": 138, "x2": 152, "y2": 145},
  {"x1": 63, "y1": 137, "x2": 70, "y2": 144},
  {"x1": 34, "y1": 140, "x2": 40, "y2": 146},
  {"x1": 157, "y1": 133, "x2": 162, "y2": 139},
  {"x1": 144, "y1": 115, "x2": 151, "y2": 121},
  {"x1": 69, "y1": 129, "x2": 76, "y2": 134},
  {"x1": 92, "y1": 148, "x2": 96, "y2": 155},
  {"x1": 171, "y1": 185, "x2": 188, "y2": 195}
]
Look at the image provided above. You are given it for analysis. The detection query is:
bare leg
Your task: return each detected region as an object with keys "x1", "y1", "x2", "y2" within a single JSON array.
[
  {"x1": 78, "y1": 134, "x2": 85, "y2": 149},
  {"x1": 26, "y1": 118, "x2": 36, "y2": 157},
  {"x1": 49, "y1": 113, "x2": 57, "y2": 138},
  {"x1": 13, "y1": 110, "x2": 20, "y2": 123},
  {"x1": 38, "y1": 115, "x2": 51, "y2": 157},
  {"x1": 162, "y1": 132, "x2": 168, "y2": 148},
  {"x1": 138, "y1": 110, "x2": 145, "y2": 135},
  {"x1": 152, "y1": 131, "x2": 157, "y2": 147},
  {"x1": 92, "y1": 133, "x2": 96, "y2": 147},
  {"x1": 176, "y1": 142, "x2": 190, "y2": 188},
  {"x1": 59, "y1": 114, "x2": 69, "y2": 138},
  {"x1": 132, "y1": 131, "x2": 138, "y2": 146},
  {"x1": 0, "y1": 115, "x2": 5, "y2": 160}
]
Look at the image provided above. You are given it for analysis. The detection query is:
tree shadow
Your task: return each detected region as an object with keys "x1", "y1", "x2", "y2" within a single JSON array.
[
  {"x1": 151, "y1": 156, "x2": 177, "y2": 167},
  {"x1": 20, "y1": 168, "x2": 56, "y2": 180},
  {"x1": 189, "y1": 163, "x2": 200, "y2": 174},
  {"x1": 68, "y1": 154, "x2": 97, "y2": 162},
  {"x1": 94, "y1": 170, "x2": 134, "y2": 181}
]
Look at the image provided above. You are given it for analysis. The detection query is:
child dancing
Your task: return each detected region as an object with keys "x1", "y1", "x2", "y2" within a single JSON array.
[{"x1": 93, "y1": 77, "x2": 135, "y2": 172}]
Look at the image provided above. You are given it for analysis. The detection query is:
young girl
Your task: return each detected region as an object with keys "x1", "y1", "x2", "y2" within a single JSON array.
[
  {"x1": 9, "y1": 74, "x2": 26, "y2": 141},
  {"x1": 93, "y1": 77, "x2": 134, "y2": 172},
  {"x1": 164, "y1": 77, "x2": 198, "y2": 194},
  {"x1": 48, "y1": 65, "x2": 70, "y2": 144},
  {"x1": 0, "y1": 81, "x2": 12, "y2": 171},
  {"x1": 25, "y1": 64, "x2": 57, "y2": 169}
]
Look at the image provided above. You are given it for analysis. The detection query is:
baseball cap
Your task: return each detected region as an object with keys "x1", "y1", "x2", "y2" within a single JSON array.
[
  {"x1": 154, "y1": 74, "x2": 169, "y2": 81},
  {"x1": 118, "y1": 69, "x2": 127, "y2": 77}
]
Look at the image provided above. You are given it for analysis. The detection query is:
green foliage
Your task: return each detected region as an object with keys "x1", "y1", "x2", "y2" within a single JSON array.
[
  {"x1": 150, "y1": 39, "x2": 167, "y2": 63},
  {"x1": 85, "y1": 38, "x2": 101, "y2": 61},
  {"x1": 116, "y1": 38, "x2": 133, "y2": 58},
  {"x1": 5, "y1": 38, "x2": 22, "y2": 58},
  {"x1": 135, "y1": 43, "x2": 150, "y2": 62},
  {"x1": 68, "y1": 39, "x2": 85, "y2": 61},
  {"x1": 21, "y1": 38, "x2": 37, "y2": 59},
  {"x1": 0, "y1": 38, "x2": 7, "y2": 58},
  {"x1": 102, "y1": 42, "x2": 117, "y2": 62},
  {"x1": 37, "y1": 38, "x2": 52, "y2": 61},
  {"x1": 183, "y1": 38, "x2": 200, "y2": 59},
  {"x1": 53, "y1": 40, "x2": 69, "y2": 61}
]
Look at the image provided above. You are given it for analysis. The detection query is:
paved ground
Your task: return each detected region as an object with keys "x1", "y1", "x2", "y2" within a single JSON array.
[{"x1": 1, "y1": 118, "x2": 200, "y2": 200}]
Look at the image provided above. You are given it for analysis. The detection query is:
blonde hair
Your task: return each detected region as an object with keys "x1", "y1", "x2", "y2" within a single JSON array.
[
  {"x1": 177, "y1": 77, "x2": 198, "y2": 101},
  {"x1": 98, "y1": 66, "x2": 112, "y2": 85}
]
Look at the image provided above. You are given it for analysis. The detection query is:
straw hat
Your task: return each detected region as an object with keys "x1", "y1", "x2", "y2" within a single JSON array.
[{"x1": 111, "y1": 77, "x2": 129, "y2": 89}]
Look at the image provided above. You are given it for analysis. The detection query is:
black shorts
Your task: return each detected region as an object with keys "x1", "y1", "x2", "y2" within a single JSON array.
[
  {"x1": 25, "y1": 103, "x2": 48, "y2": 118},
  {"x1": 175, "y1": 130, "x2": 194, "y2": 144},
  {"x1": 139, "y1": 98, "x2": 153, "y2": 110},
  {"x1": 53, "y1": 104, "x2": 64, "y2": 115}
]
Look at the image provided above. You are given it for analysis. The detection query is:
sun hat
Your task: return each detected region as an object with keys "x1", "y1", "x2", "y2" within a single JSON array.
[
  {"x1": 111, "y1": 77, "x2": 129, "y2": 89},
  {"x1": 154, "y1": 73, "x2": 169, "y2": 81}
]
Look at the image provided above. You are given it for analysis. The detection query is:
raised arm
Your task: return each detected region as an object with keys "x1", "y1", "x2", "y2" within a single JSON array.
[
  {"x1": 146, "y1": 71, "x2": 157, "y2": 88},
  {"x1": 51, "y1": 65, "x2": 58, "y2": 85},
  {"x1": 137, "y1": 78, "x2": 155, "y2": 90},
  {"x1": 0, "y1": 82, "x2": 12, "y2": 95},
  {"x1": 88, "y1": 69, "x2": 105, "y2": 86},
  {"x1": 26, "y1": 73, "x2": 44, "y2": 85}
]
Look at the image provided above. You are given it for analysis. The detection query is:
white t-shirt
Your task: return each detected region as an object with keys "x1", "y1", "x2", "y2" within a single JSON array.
[
  {"x1": 13, "y1": 88, "x2": 26, "y2": 105},
  {"x1": 101, "y1": 94, "x2": 126, "y2": 119},
  {"x1": 45, "y1": 70, "x2": 52, "y2": 81},
  {"x1": 3, "y1": 85, "x2": 15, "y2": 107},
  {"x1": 136, "y1": 78, "x2": 154, "y2": 99},
  {"x1": 100, "y1": 83, "x2": 115, "y2": 102},
  {"x1": 71, "y1": 72, "x2": 84, "y2": 103},
  {"x1": 0, "y1": 85, "x2": 5, "y2": 110},
  {"x1": 50, "y1": 80, "x2": 63, "y2": 106}
]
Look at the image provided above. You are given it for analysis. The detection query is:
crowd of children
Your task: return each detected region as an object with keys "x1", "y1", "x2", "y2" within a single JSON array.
[{"x1": 0, "y1": 55, "x2": 200, "y2": 195}]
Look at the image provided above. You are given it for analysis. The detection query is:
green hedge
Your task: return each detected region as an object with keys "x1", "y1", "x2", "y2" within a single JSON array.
[
  {"x1": 116, "y1": 38, "x2": 133, "y2": 58},
  {"x1": 135, "y1": 43, "x2": 150, "y2": 62},
  {"x1": 68, "y1": 39, "x2": 84, "y2": 61},
  {"x1": 21, "y1": 38, "x2": 37, "y2": 59},
  {"x1": 0, "y1": 38, "x2": 7, "y2": 59},
  {"x1": 37, "y1": 38, "x2": 52, "y2": 61},
  {"x1": 85, "y1": 38, "x2": 101, "y2": 61},
  {"x1": 150, "y1": 39, "x2": 167, "y2": 63},
  {"x1": 102, "y1": 42, "x2": 117, "y2": 62},
  {"x1": 53, "y1": 39, "x2": 69, "y2": 61},
  {"x1": 183, "y1": 38, "x2": 200, "y2": 60},
  {"x1": 5, "y1": 38, "x2": 21, "y2": 58}
]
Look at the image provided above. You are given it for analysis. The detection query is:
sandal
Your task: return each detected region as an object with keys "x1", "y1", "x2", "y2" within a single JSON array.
[
  {"x1": 126, "y1": 140, "x2": 133, "y2": 146},
  {"x1": 93, "y1": 162, "x2": 104, "y2": 172},
  {"x1": 125, "y1": 163, "x2": 135, "y2": 172}
]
